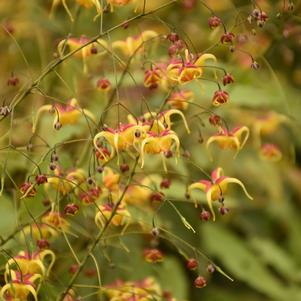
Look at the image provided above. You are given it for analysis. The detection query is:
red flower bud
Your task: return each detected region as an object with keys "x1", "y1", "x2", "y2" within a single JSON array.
[
  {"x1": 64, "y1": 203, "x2": 79, "y2": 216},
  {"x1": 223, "y1": 73, "x2": 234, "y2": 86},
  {"x1": 37, "y1": 239, "x2": 50, "y2": 249},
  {"x1": 167, "y1": 32, "x2": 179, "y2": 43},
  {"x1": 200, "y1": 210, "x2": 211, "y2": 221},
  {"x1": 212, "y1": 90, "x2": 229, "y2": 106},
  {"x1": 186, "y1": 258, "x2": 198, "y2": 270},
  {"x1": 120, "y1": 163, "x2": 129, "y2": 173},
  {"x1": 194, "y1": 276, "x2": 207, "y2": 288},
  {"x1": 97, "y1": 78, "x2": 111, "y2": 92},
  {"x1": 208, "y1": 16, "x2": 221, "y2": 29},
  {"x1": 144, "y1": 248, "x2": 164, "y2": 263},
  {"x1": 220, "y1": 32, "x2": 235, "y2": 44},
  {"x1": 160, "y1": 178, "x2": 171, "y2": 189},
  {"x1": 35, "y1": 174, "x2": 48, "y2": 185},
  {"x1": 20, "y1": 182, "x2": 36, "y2": 197},
  {"x1": 209, "y1": 114, "x2": 221, "y2": 126}
]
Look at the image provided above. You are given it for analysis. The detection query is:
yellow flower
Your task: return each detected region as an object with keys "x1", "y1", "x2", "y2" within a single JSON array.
[
  {"x1": 57, "y1": 36, "x2": 107, "y2": 72},
  {"x1": 167, "y1": 90, "x2": 194, "y2": 111},
  {"x1": 127, "y1": 109, "x2": 190, "y2": 134},
  {"x1": 112, "y1": 30, "x2": 158, "y2": 57},
  {"x1": 5, "y1": 250, "x2": 55, "y2": 280},
  {"x1": 140, "y1": 130, "x2": 180, "y2": 172},
  {"x1": 51, "y1": 0, "x2": 102, "y2": 22},
  {"x1": 1, "y1": 271, "x2": 41, "y2": 301},
  {"x1": 45, "y1": 167, "x2": 86, "y2": 196},
  {"x1": 188, "y1": 167, "x2": 253, "y2": 221},
  {"x1": 93, "y1": 124, "x2": 147, "y2": 164},
  {"x1": 32, "y1": 98, "x2": 95, "y2": 133},
  {"x1": 95, "y1": 203, "x2": 131, "y2": 228},
  {"x1": 166, "y1": 49, "x2": 216, "y2": 85},
  {"x1": 206, "y1": 126, "x2": 249, "y2": 160},
  {"x1": 259, "y1": 143, "x2": 282, "y2": 162},
  {"x1": 102, "y1": 167, "x2": 120, "y2": 192}
]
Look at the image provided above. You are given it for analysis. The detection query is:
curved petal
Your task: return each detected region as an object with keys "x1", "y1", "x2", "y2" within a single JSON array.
[
  {"x1": 233, "y1": 126, "x2": 249, "y2": 149},
  {"x1": 206, "y1": 188, "x2": 216, "y2": 221},
  {"x1": 220, "y1": 177, "x2": 253, "y2": 200},
  {"x1": 140, "y1": 137, "x2": 157, "y2": 168},
  {"x1": 93, "y1": 131, "x2": 114, "y2": 162},
  {"x1": 39, "y1": 249, "x2": 56, "y2": 277},
  {"x1": 211, "y1": 167, "x2": 224, "y2": 182},
  {"x1": 160, "y1": 109, "x2": 190, "y2": 134},
  {"x1": 194, "y1": 53, "x2": 217, "y2": 67},
  {"x1": 206, "y1": 135, "x2": 240, "y2": 160},
  {"x1": 32, "y1": 105, "x2": 52, "y2": 133},
  {"x1": 187, "y1": 182, "x2": 208, "y2": 195}
]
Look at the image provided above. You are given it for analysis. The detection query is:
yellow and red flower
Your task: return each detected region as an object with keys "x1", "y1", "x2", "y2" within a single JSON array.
[
  {"x1": 167, "y1": 90, "x2": 194, "y2": 111},
  {"x1": 188, "y1": 167, "x2": 253, "y2": 220},
  {"x1": 206, "y1": 126, "x2": 250, "y2": 159},
  {"x1": 112, "y1": 30, "x2": 158, "y2": 57},
  {"x1": 166, "y1": 49, "x2": 216, "y2": 85},
  {"x1": 32, "y1": 98, "x2": 95, "y2": 133}
]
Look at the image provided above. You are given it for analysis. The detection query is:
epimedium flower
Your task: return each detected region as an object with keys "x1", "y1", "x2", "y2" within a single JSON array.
[
  {"x1": 143, "y1": 248, "x2": 164, "y2": 263},
  {"x1": 107, "y1": 0, "x2": 137, "y2": 12},
  {"x1": 253, "y1": 111, "x2": 289, "y2": 146},
  {"x1": 144, "y1": 67, "x2": 163, "y2": 89},
  {"x1": 104, "y1": 277, "x2": 162, "y2": 301},
  {"x1": 5, "y1": 249, "x2": 55, "y2": 280},
  {"x1": 93, "y1": 124, "x2": 147, "y2": 164},
  {"x1": 112, "y1": 30, "x2": 158, "y2": 58},
  {"x1": 45, "y1": 167, "x2": 86, "y2": 196},
  {"x1": 57, "y1": 35, "x2": 108, "y2": 72},
  {"x1": 95, "y1": 203, "x2": 131, "y2": 229},
  {"x1": 140, "y1": 130, "x2": 180, "y2": 172},
  {"x1": 51, "y1": 0, "x2": 102, "y2": 22},
  {"x1": 96, "y1": 78, "x2": 112, "y2": 92},
  {"x1": 187, "y1": 167, "x2": 253, "y2": 221},
  {"x1": 166, "y1": 49, "x2": 216, "y2": 85},
  {"x1": 166, "y1": 90, "x2": 194, "y2": 111},
  {"x1": 32, "y1": 98, "x2": 96, "y2": 133},
  {"x1": 211, "y1": 90, "x2": 229, "y2": 106},
  {"x1": 127, "y1": 109, "x2": 191, "y2": 134},
  {"x1": 206, "y1": 126, "x2": 250, "y2": 160},
  {"x1": 259, "y1": 143, "x2": 282, "y2": 162},
  {"x1": 1, "y1": 271, "x2": 41, "y2": 301}
]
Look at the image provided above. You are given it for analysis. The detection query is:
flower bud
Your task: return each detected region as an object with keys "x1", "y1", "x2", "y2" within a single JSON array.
[
  {"x1": 186, "y1": 258, "x2": 198, "y2": 270},
  {"x1": 37, "y1": 238, "x2": 50, "y2": 249},
  {"x1": 35, "y1": 174, "x2": 48, "y2": 185},
  {"x1": 208, "y1": 16, "x2": 221, "y2": 29},
  {"x1": 200, "y1": 210, "x2": 211, "y2": 221},
  {"x1": 194, "y1": 276, "x2": 207, "y2": 288},
  {"x1": 64, "y1": 203, "x2": 79, "y2": 216},
  {"x1": 223, "y1": 73, "x2": 234, "y2": 86}
]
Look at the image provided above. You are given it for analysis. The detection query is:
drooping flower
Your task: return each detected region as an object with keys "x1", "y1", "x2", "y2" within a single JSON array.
[
  {"x1": 187, "y1": 167, "x2": 253, "y2": 220},
  {"x1": 57, "y1": 36, "x2": 108, "y2": 72},
  {"x1": 45, "y1": 167, "x2": 86, "y2": 196},
  {"x1": 1, "y1": 271, "x2": 41, "y2": 301},
  {"x1": 32, "y1": 98, "x2": 95, "y2": 133},
  {"x1": 112, "y1": 30, "x2": 158, "y2": 57},
  {"x1": 51, "y1": 0, "x2": 102, "y2": 22},
  {"x1": 93, "y1": 124, "x2": 147, "y2": 164},
  {"x1": 166, "y1": 49, "x2": 216, "y2": 85},
  {"x1": 211, "y1": 90, "x2": 229, "y2": 106},
  {"x1": 259, "y1": 143, "x2": 282, "y2": 162},
  {"x1": 206, "y1": 126, "x2": 250, "y2": 159},
  {"x1": 144, "y1": 248, "x2": 164, "y2": 263},
  {"x1": 5, "y1": 249, "x2": 55, "y2": 279},
  {"x1": 95, "y1": 203, "x2": 131, "y2": 228},
  {"x1": 140, "y1": 130, "x2": 180, "y2": 172},
  {"x1": 167, "y1": 90, "x2": 194, "y2": 111}
]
